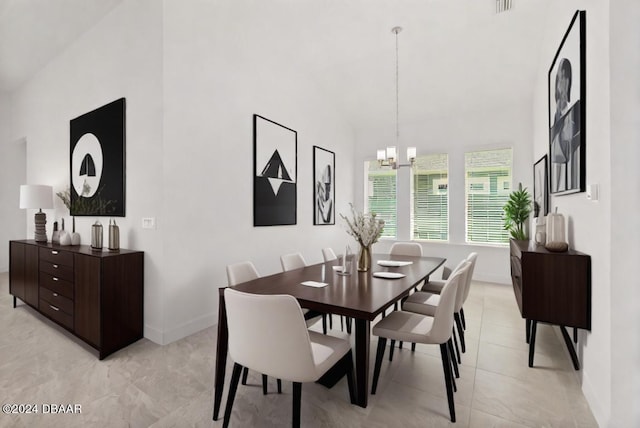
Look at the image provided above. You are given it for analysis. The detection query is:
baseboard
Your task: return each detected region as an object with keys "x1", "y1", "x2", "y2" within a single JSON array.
[
  {"x1": 143, "y1": 324, "x2": 164, "y2": 345},
  {"x1": 161, "y1": 312, "x2": 217, "y2": 345},
  {"x1": 582, "y1": 370, "x2": 607, "y2": 427}
]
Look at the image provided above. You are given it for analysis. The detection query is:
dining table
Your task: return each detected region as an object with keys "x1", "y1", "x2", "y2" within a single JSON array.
[{"x1": 212, "y1": 253, "x2": 446, "y2": 420}]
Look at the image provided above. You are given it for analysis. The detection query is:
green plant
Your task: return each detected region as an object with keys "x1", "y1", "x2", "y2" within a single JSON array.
[{"x1": 503, "y1": 183, "x2": 532, "y2": 240}]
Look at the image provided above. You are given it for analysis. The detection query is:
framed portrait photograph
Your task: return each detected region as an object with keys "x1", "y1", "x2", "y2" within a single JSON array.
[
  {"x1": 313, "y1": 146, "x2": 335, "y2": 225},
  {"x1": 548, "y1": 10, "x2": 586, "y2": 195},
  {"x1": 533, "y1": 155, "x2": 548, "y2": 218},
  {"x1": 253, "y1": 114, "x2": 297, "y2": 226},
  {"x1": 70, "y1": 98, "x2": 126, "y2": 216}
]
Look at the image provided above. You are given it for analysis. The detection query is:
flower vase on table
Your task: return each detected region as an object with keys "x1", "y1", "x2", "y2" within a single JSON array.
[
  {"x1": 357, "y1": 245, "x2": 372, "y2": 272},
  {"x1": 340, "y1": 203, "x2": 385, "y2": 273}
]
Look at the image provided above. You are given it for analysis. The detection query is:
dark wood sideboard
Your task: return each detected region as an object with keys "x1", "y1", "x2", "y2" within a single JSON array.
[
  {"x1": 9, "y1": 240, "x2": 144, "y2": 359},
  {"x1": 509, "y1": 239, "x2": 591, "y2": 369}
]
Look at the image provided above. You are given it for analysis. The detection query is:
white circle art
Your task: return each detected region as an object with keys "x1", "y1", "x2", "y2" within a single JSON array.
[{"x1": 71, "y1": 133, "x2": 104, "y2": 198}]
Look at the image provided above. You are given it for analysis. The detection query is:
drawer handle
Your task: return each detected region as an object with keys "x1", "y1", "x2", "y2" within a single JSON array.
[
  {"x1": 53, "y1": 264, "x2": 58, "y2": 269},
  {"x1": 49, "y1": 305, "x2": 59, "y2": 312},
  {"x1": 53, "y1": 292, "x2": 58, "y2": 297},
  {"x1": 52, "y1": 250, "x2": 59, "y2": 255},
  {"x1": 53, "y1": 277, "x2": 59, "y2": 281}
]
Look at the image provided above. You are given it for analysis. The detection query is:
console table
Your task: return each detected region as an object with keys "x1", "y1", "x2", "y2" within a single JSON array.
[
  {"x1": 9, "y1": 240, "x2": 144, "y2": 359},
  {"x1": 509, "y1": 239, "x2": 591, "y2": 369}
]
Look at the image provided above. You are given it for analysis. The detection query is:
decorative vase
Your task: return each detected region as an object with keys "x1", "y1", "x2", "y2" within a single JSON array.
[
  {"x1": 71, "y1": 216, "x2": 80, "y2": 245},
  {"x1": 357, "y1": 245, "x2": 371, "y2": 272}
]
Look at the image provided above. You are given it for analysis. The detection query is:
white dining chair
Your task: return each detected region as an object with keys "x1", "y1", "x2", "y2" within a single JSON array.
[
  {"x1": 389, "y1": 241, "x2": 423, "y2": 257},
  {"x1": 280, "y1": 253, "x2": 327, "y2": 334},
  {"x1": 370, "y1": 265, "x2": 467, "y2": 423},
  {"x1": 322, "y1": 247, "x2": 337, "y2": 262},
  {"x1": 226, "y1": 261, "x2": 281, "y2": 394},
  {"x1": 222, "y1": 289, "x2": 355, "y2": 428}
]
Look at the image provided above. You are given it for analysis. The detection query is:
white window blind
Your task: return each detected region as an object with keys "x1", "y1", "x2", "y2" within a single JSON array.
[
  {"x1": 411, "y1": 154, "x2": 448, "y2": 241},
  {"x1": 465, "y1": 148, "x2": 512, "y2": 244},
  {"x1": 364, "y1": 161, "x2": 396, "y2": 238}
]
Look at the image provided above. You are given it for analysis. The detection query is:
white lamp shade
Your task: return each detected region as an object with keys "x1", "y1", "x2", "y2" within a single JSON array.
[
  {"x1": 406, "y1": 147, "x2": 417, "y2": 161},
  {"x1": 377, "y1": 149, "x2": 386, "y2": 161},
  {"x1": 386, "y1": 146, "x2": 397, "y2": 160},
  {"x1": 19, "y1": 185, "x2": 53, "y2": 209}
]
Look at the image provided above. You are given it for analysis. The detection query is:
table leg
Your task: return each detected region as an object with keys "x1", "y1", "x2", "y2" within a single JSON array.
[
  {"x1": 212, "y1": 289, "x2": 228, "y2": 421},
  {"x1": 354, "y1": 318, "x2": 370, "y2": 408}
]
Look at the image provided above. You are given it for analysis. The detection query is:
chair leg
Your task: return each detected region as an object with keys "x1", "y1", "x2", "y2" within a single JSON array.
[
  {"x1": 322, "y1": 315, "x2": 327, "y2": 335},
  {"x1": 292, "y1": 382, "x2": 302, "y2": 428},
  {"x1": 455, "y1": 312, "x2": 466, "y2": 353},
  {"x1": 389, "y1": 340, "x2": 396, "y2": 362},
  {"x1": 452, "y1": 327, "x2": 462, "y2": 364},
  {"x1": 262, "y1": 374, "x2": 268, "y2": 395},
  {"x1": 399, "y1": 341, "x2": 403, "y2": 349},
  {"x1": 448, "y1": 339, "x2": 459, "y2": 379},
  {"x1": 460, "y1": 307, "x2": 466, "y2": 330},
  {"x1": 277, "y1": 378, "x2": 282, "y2": 394},
  {"x1": 223, "y1": 363, "x2": 243, "y2": 428},
  {"x1": 371, "y1": 338, "x2": 387, "y2": 394},
  {"x1": 340, "y1": 316, "x2": 344, "y2": 331},
  {"x1": 411, "y1": 343, "x2": 416, "y2": 352},
  {"x1": 241, "y1": 366, "x2": 249, "y2": 385},
  {"x1": 329, "y1": 314, "x2": 333, "y2": 330},
  {"x1": 439, "y1": 344, "x2": 456, "y2": 423},
  {"x1": 346, "y1": 317, "x2": 352, "y2": 334}
]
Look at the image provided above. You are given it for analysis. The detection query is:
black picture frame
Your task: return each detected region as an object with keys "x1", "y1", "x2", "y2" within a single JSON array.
[
  {"x1": 253, "y1": 114, "x2": 297, "y2": 226},
  {"x1": 548, "y1": 10, "x2": 586, "y2": 195},
  {"x1": 313, "y1": 146, "x2": 335, "y2": 225},
  {"x1": 70, "y1": 98, "x2": 126, "y2": 216},
  {"x1": 533, "y1": 155, "x2": 549, "y2": 218}
]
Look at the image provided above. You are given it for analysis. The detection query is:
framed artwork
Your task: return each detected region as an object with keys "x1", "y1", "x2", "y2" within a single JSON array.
[
  {"x1": 70, "y1": 98, "x2": 126, "y2": 216},
  {"x1": 313, "y1": 146, "x2": 335, "y2": 225},
  {"x1": 548, "y1": 10, "x2": 586, "y2": 195},
  {"x1": 253, "y1": 114, "x2": 297, "y2": 226},
  {"x1": 533, "y1": 155, "x2": 548, "y2": 218}
]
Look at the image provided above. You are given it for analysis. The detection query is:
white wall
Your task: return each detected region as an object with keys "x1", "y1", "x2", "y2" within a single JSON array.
[
  {"x1": 160, "y1": 0, "x2": 356, "y2": 342},
  {"x1": 532, "y1": 2, "x2": 614, "y2": 425},
  {"x1": 609, "y1": 1, "x2": 640, "y2": 426},
  {"x1": 5, "y1": 0, "x2": 166, "y2": 341},
  {"x1": 355, "y1": 103, "x2": 533, "y2": 284},
  {"x1": 0, "y1": 137, "x2": 26, "y2": 272}
]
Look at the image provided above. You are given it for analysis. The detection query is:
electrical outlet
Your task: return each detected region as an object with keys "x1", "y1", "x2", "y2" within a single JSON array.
[{"x1": 142, "y1": 217, "x2": 156, "y2": 229}]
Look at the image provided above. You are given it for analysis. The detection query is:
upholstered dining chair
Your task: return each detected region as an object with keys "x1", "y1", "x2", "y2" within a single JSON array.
[
  {"x1": 222, "y1": 289, "x2": 356, "y2": 428},
  {"x1": 370, "y1": 265, "x2": 468, "y2": 423},
  {"x1": 419, "y1": 252, "x2": 478, "y2": 356},
  {"x1": 226, "y1": 261, "x2": 281, "y2": 394},
  {"x1": 321, "y1": 248, "x2": 351, "y2": 333},
  {"x1": 389, "y1": 241, "x2": 423, "y2": 257},
  {"x1": 280, "y1": 253, "x2": 327, "y2": 334}
]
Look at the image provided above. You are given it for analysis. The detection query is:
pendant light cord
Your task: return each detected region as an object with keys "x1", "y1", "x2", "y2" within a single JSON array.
[{"x1": 395, "y1": 27, "x2": 400, "y2": 145}]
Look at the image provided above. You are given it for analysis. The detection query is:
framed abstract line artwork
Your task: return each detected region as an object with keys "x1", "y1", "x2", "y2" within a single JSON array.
[
  {"x1": 533, "y1": 155, "x2": 548, "y2": 218},
  {"x1": 313, "y1": 146, "x2": 335, "y2": 225},
  {"x1": 548, "y1": 10, "x2": 586, "y2": 195},
  {"x1": 70, "y1": 98, "x2": 126, "y2": 216},
  {"x1": 253, "y1": 114, "x2": 297, "y2": 226}
]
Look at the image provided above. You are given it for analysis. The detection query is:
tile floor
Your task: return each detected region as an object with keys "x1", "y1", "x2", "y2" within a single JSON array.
[{"x1": 0, "y1": 271, "x2": 598, "y2": 427}]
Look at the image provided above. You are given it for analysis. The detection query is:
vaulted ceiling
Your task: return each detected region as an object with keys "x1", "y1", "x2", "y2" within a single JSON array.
[{"x1": 0, "y1": 0, "x2": 553, "y2": 131}]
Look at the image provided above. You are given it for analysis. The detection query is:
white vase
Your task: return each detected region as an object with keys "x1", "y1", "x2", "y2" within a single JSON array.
[
  {"x1": 59, "y1": 230, "x2": 71, "y2": 246},
  {"x1": 71, "y1": 232, "x2": 81, "y2": 245}
]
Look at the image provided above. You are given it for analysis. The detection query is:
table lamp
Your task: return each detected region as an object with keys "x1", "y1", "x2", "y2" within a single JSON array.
[{"x1": 19, "y1": 184, "x2": 53, "y2": 242}]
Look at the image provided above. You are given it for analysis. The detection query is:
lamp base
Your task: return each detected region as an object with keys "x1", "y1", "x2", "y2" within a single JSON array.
[{"x1": 34, "y1": 212, "x2": 48, "y2": 242}]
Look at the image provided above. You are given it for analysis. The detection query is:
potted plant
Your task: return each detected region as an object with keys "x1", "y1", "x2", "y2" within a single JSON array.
[{"x1": 503, "y1": 183, "x2": 532, "y2": 240}]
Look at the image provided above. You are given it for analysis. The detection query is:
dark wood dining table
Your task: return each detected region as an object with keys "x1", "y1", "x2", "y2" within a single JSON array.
[{"x1": 212, "y1": 253, "x2": 446, "y2": 420}]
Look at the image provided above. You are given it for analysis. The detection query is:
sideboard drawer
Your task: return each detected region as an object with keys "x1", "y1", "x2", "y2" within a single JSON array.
[
  {"x1": 39, "y1": 260, "x2": 74, "y2": 282},
  {"x1": 40, "y1": 286, "x2": 73, "y2": 315},
  {"x1": 39, "y1": 273, "x2": 73, "y2": 299},
  {"x1": 39, "y1": 248, "x2": 73, "y2": 267},
  {"x1": 39, "y1": 298, "x2": 73, "y2": 330}
]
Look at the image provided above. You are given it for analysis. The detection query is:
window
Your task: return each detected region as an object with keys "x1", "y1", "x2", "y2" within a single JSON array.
[
  {"x1": 412, "y1": 154, "x2": 448, "y2": 241},
  {"x1": 364, "y1": 161, "x2": 396, "y2": 238},
  {"x1": 465, "y1": 148, "x2": 512, "y2": 244}
]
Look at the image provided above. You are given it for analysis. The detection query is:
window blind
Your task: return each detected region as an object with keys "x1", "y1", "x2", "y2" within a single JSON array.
[
  {"x1": 365, "y1": 161, "x2": 397, "y2": 238},
  {"x1": 465, "y1": 148, "x2": 512, "y2": 244},
  {"x1": 411, "y1": 154, "x2": 448, "y2": 241}
]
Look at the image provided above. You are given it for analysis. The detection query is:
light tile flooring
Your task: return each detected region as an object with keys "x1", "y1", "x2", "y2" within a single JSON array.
[{"x1": 0, "y1": 271, "x2": 598, "y2": 427}]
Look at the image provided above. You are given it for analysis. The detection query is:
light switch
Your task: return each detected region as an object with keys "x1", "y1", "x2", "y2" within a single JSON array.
[
  {"x1": 586, "y1": 184, "x2": 598, "y2": 201},
  {"x1": 142, "y1": 217, "x2": 156, "y2": 229}
]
